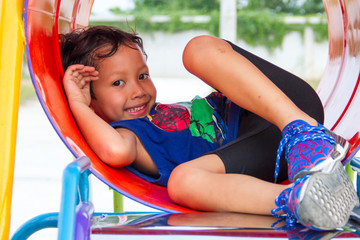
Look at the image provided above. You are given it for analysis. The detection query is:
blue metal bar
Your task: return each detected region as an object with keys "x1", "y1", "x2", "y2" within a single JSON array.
[
  {"x1": 79, "y1": 169, "x2": 91, "y2": 203},
  {"x1": 11, "y1": 213, "x2": 58, "y2": 240},
  {"x1": 58, "y1": 156, "x2": 91, "y2": 240}
]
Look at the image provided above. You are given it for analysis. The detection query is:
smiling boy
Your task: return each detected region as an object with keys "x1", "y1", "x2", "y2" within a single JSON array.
[{"x1": 61, "y1": 25, "x2": 358, "y2": 230}]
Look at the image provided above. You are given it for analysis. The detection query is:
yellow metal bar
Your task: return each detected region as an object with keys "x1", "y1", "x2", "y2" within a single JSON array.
[{"x1": 0, "y1": 0, "x2": 25, "y2": 239}]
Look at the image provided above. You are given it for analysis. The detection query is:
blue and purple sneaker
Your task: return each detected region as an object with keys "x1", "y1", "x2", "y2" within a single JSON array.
[
  {"x1": 272, "y1": 162, "x2": 358, "y2": 230},
  {"x1": 272, "y1": 120, "x2": 358, "y2": 230},
  {"x1": 275, "y1": 120, "x2": 349, "y2": 182}
]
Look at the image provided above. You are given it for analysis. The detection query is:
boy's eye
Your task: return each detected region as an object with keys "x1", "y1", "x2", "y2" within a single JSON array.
[
  {"x1": 139, "y1": 73, "x2": 149, "y2": 80},
  {"x1": 113, "y1": 80, "x2": 124, "y2": 86}
]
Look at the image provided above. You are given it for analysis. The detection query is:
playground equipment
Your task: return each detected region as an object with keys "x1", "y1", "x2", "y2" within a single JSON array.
[
  {"x1": 22, "y1": 0, "x2": 193, "y2": 214},
  {"x1": 0, "y1": 0, "x2": 25, "y2": 239},
  {"x1": 1, "y1": 0, "x2": 360, "y2": 239}
]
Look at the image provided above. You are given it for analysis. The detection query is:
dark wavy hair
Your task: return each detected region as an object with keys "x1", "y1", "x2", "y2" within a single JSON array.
[
  {"x1": 61, "y1": 26, "x2": 146, "y2": 98},
  {"x1": 61, "y1": 25, "x2": 146, "y2": 70}
]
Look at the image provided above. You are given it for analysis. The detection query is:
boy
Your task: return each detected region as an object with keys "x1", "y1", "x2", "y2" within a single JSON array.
[{"x1": 61, "y1": 25, "x2": 358, "y2": 230}]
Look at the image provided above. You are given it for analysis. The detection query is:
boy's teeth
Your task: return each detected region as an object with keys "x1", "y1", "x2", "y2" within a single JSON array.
[{"x1": 127, "y1": 105, "x2": 145, "y2": 112}]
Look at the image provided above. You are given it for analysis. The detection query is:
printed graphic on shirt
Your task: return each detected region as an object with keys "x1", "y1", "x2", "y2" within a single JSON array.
[
  {"x1": 149, "y1": 104, "x2": 190, "y2": 131},
  {"x1": 148, "y1": 93, "x2": 228, "y2": 144},
  {"x1": 205, "y1": 92, "x2": 230, "y2": 145},
  {"x1": 189, "y1": 98, "x2": 217, "y2": 143}
]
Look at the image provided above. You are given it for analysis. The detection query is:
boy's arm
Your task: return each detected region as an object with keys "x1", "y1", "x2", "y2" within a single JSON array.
[{"x1": 63, "y1": 64, "x2": 137, "y2": 167}]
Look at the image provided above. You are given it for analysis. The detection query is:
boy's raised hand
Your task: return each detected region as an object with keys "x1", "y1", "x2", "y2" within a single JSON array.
[
  {"x1": 62, "y1": 64, "x2": 138, "y2": 168},
  {"x1": 63, "y1": 64, "x2": 99, "y2": 106}
]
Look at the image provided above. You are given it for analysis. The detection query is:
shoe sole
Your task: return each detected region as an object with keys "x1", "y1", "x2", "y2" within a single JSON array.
[{"x1": 296, "y1": 161, "x2": 358, "y2": 230}]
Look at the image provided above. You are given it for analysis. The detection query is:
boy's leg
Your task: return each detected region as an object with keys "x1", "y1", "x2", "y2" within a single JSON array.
[
  {"x1": 225, "y1": 40, "x2": 324, "y2": 125},
  {"x1": 168, "y1": 154, "x2": 288, "y2": 215},
  {"x1": 224, "y1": 41, "x2": 351, "y2": 182},
  {"x1": 183, "y1": 35, "x2": 349, "y2": 180},
  {"x1": 182, "y1": 36, "x2": 358, "y2": 229},
  {"x1": 168, "y1": 154, "x2": 357, "y2": 230},
  {"x1": 183, "y1": 35, "x2": 315, "y2": 130}
]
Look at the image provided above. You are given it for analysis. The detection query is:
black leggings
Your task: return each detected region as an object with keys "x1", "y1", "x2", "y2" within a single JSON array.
[{"x1": 211, "y1": 41, "x2": 324, "y2": 183}]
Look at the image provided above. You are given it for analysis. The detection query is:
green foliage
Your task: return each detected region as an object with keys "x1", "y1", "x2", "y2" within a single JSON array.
[
  {"x1": 133, "y1": 0, "x2": 219, "y2": 14},
  {"x1": 237, "y1": 10, "x2": 287, "y2": 50},
  {"x1": 245, "y1": 0, "x2": 298, "y2": 13},
  {"x1": 311, "y1": 22, "x2": 328, "y2": 42},
  {"x1": 245, "y1": 0, "x2": 324, "y2": 14},
  {"x1": 105, "y1": 6, "x2": 220, "y2": 36},
  {"x1": 101, "y1": 0, "x2": 328, "y2": 50},
  {"x1": 301, "y1": 0, "x2": 325, "y2": 14}
]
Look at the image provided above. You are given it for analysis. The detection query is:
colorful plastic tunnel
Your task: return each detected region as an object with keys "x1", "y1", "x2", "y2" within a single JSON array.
[
  {"x1": 2, "y1": 0, "x2": 360, "y2": 237},
  {"x1": 22, "y1": 0, "x2": 360, "y2": 214}
]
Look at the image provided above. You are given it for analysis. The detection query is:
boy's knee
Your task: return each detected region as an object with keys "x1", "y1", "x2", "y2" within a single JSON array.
[
  {"x1": 184, "y1": 35, "x2": 213, "y2": 52},
  {"x1": 183, "y1": 35, "x2": 231, "y2": 74},
  {"x1": 168, "y1": 164, "x2": 198, "y2": 204},
  {"x1": 183, "y1": 36, "x2": 213, "y2": 67}
]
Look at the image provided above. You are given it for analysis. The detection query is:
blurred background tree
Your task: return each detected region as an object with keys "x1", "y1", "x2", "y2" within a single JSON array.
[
  {"x1": 133, "y1": 0, "x2": 220, "y2": 13},
  {"x1": 244, "y1": 0, "x2": 324, "y2": 14},
  {"x1": 101, "y1": 0, "x2": 327, "y2": 50},
  {"x1": 131, "y1": 0, "x2": 323, "y2": 14}
]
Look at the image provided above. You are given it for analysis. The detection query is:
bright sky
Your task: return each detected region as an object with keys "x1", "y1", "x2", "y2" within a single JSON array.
[{"x1": 92, "y1": 0, "x2": 134, "y2": 14}]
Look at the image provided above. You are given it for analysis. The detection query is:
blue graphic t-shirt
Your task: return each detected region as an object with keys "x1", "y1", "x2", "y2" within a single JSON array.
[{"x1": 110, "y1": 92, "x2": 243, "y2": 186}]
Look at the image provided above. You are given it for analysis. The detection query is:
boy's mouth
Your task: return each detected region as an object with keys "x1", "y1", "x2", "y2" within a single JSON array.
[{"x1": 125, "y1": 104, "x2": 147, "y2": 114}]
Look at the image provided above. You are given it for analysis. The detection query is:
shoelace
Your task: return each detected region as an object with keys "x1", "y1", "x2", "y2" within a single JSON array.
[
  {"x1": 271, "y1": 178, "x2": 303, "y2": 227},
  {"x1": 274, "y1": 125, "x2": 336, "y2": 182}
]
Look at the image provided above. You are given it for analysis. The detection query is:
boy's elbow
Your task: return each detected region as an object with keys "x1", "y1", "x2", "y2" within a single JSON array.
[{"x1": 98, "y1": 144, "x2": 135, "y2": 168}]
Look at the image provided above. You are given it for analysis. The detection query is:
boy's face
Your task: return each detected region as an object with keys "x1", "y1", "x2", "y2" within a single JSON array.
[{"x1": 90, "y1": 44, "x2": 156, "y2": 123}]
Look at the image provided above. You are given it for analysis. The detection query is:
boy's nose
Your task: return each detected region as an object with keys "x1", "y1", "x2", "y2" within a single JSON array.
[{"x1": 130, "y1": 82, "x2": 146, "y2": 99}]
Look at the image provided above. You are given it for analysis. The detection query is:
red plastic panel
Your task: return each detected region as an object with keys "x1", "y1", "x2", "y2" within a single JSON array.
[
  {"x1": 317, "y1": 0, "x2": 345, "y2": 110},
  {"x1": 25, "y1": 0, "x2": 195, "y2": 213},
  {"x1": 330, "y1": 0, "x2": 360, "y2": 139},
  {"x1": 318, "y1": 0, "x2": 360, "y2": 140},
  {"x1": 24, "y1": 0, "x2": 360, "y2": 213}
]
